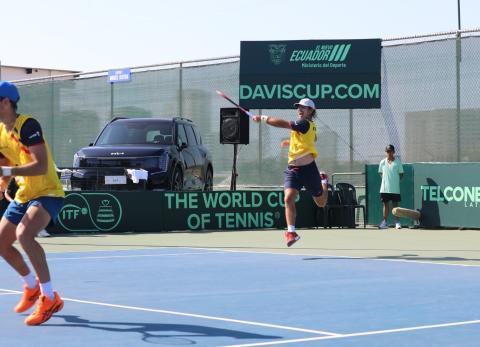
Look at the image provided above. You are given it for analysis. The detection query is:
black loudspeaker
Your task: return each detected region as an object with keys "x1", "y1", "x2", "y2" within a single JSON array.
[{"x1": 220, "y1": 107, "x2": 249, "y2": 144}]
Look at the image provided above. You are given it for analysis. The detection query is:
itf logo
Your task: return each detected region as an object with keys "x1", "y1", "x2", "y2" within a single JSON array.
[{"x1": 58, "y1": 193, "x2": 123, "y2": 232}]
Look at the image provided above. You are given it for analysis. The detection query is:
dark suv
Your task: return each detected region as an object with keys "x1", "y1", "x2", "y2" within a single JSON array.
[{"x1": 71, "y1": 117, "x2": 213, "y2": 191}]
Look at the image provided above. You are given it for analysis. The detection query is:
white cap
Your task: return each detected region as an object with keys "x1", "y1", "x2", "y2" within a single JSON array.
[{"x1": 294, "y1": 98, "x2": 315, "y2": 109}]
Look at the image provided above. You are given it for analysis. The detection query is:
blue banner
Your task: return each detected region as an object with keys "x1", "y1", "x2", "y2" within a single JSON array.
[{"x1": 108, "y1": 68, "x2": 131, "y2": 83}]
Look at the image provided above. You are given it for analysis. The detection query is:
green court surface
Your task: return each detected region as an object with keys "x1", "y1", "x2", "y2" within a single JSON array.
[{"x1": 39, "y1": 228, "x2": 480, "y2": 267}]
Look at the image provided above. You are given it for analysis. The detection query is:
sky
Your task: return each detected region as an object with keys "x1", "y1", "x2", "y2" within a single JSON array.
[{"x1": 2, "y1": 0, "x2": 479, "y2": 72}]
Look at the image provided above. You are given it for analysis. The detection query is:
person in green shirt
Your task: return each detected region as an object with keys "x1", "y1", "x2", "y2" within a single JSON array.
[{"x1": 378, "y1": 144, "x2": 404, "y2": 229}]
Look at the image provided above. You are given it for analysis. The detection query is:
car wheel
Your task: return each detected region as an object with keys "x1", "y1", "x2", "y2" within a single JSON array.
[
  {"x1": 171, "y1": 167, "x2": 183, "y2": 191},
  {"x1": 203, "y1": 168, "x2": 213, "y2": 191}
]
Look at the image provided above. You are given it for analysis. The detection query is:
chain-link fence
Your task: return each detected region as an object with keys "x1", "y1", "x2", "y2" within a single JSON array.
[{"x1": 11, "y1": 30, "x2": 480, "y2": 188}]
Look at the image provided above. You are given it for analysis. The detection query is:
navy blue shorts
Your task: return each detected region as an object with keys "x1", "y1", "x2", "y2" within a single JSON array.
[
  {"x1": 284, "y1": 161, "x2": 323, "y2": 197},
  {"x1": 4, "y1": 197, "x2": 64, "y2": 225},
  {"x1": 380, "y1": 193, "x2": 401, "y2": 203}
]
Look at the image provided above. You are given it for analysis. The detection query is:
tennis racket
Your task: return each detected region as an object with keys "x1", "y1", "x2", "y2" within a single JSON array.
[{"x1": 216, "y1": 90, "x2": 253, "y2": 118}]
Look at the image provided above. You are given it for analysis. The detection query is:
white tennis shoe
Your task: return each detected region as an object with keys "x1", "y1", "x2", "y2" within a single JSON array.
[
  {"x1": 37, "y1": 230, "x2": 50, "y2": 237},
  {"x1": 379, "y1": 220, "x2": 388, "y2": 229}
]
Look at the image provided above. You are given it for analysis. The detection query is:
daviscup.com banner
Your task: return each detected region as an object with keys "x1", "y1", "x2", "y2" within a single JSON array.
[{"x1": 240, "y1": 39, "x2": 381, "y2": 109}]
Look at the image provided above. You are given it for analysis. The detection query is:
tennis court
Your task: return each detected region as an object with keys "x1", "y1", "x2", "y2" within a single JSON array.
[{"x1": 1, "y1": 228, "x2": 480, "y2": 346}]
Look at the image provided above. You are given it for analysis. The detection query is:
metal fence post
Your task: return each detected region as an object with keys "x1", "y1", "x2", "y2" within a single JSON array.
[
  {"x1": 456, "y1": 31, "x2": 461, "y2": 161},
  {"x1": 50, "y1": 80, "x2": 55, "y2": 156},
  {"x1": 179, "y1": 62, "x2": 183, "y2": 116},
  {"x1": 349, "y1": 109, "x2": 353, "y2": 171},
  {"x1": 110, "y1": 82, "x2": 114, "y2": 119},
  {"x1": 258, "y1": 109, "x2": 262, "y2": 165},
  {"x1": 456, "y1": 0, "x2": 462, "y2": 162}
]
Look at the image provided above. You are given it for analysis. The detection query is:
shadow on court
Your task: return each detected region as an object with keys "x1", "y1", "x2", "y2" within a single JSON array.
[{"x1": 43, "y1": 315, "x2": 280, "y2": 345}]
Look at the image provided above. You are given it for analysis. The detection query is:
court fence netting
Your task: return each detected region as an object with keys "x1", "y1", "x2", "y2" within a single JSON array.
[{"x1": 6, "y1": 28, "x2": 480, "y2": 191}]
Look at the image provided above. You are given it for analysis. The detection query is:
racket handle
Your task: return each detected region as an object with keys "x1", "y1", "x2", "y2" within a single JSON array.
[{"x1": 243, "y1": 110, "x2": 253, "y2": 118}]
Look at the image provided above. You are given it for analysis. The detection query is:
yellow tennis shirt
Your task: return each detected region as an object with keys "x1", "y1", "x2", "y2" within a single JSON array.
[
  {"x1": 0, "y1": 114, "x2": 64, "y2": 203},
  {"x1": 288, "y1": 119, "x2": 318, "y2": 163}
]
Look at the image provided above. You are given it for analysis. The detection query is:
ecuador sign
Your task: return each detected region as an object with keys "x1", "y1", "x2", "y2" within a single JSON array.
[{"x1": 240, "y1": 39, "x2": 381, "y2": 109}]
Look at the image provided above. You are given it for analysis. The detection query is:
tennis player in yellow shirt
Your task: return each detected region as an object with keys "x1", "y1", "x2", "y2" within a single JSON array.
[
  {"x1": 0, "y1": 81, "x2": 64, "y2": 325},
  {"x1": 253, "y1": 98, "x2": 328, "y2": 247}
]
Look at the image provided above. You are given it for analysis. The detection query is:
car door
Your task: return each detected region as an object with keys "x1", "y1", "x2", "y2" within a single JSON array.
[
  {"x1": 184, "y1": 124, "x2": 204, "y2": 189},
  {"x1": 176, "y1": 124, "x2": 196, "y2": 190},
  {"x1": 192, "y1": 125, "x2": 209, "y2": 186}
]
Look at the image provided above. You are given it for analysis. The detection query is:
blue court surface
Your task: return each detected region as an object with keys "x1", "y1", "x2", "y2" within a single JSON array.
[{"x1": 1, "y1": 246, "x2": 480, "y2": 346}]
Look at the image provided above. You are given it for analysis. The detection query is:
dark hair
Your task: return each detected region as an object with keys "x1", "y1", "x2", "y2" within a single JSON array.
[{"x1": 385, "y1": 144, "x2": 395, "y2": 152}]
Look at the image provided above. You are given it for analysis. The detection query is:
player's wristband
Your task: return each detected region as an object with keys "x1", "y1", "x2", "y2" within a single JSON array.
[
  {"x1": 1, "y1": 166, "x2": 12, "y2": 176},
  {"x1": 260, "y1": 115, "x2": 269, "y2": 123}
]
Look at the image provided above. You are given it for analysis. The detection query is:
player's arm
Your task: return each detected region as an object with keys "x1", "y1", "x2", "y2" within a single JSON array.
[
  {"x1": 0, "y1": 119, "x2": 48, "y2": 177},
  {"x1": 280, "y1": 139, "x2": 290, "y2": 148},
  {"x1": 0, "y1": 175, "x2": 10, "y2": 191},
  {"x1": 252, "y1": 115, "x2": 292, "y2": 129},
  {"x1": 7, "y1": 144, "x2": 48, "y2": 176},
  {"x1": 0, "y1": 156, "x2": 11, "y2": 201},
  {"x1": 0, "y1": 155, "x2": 12, "y2": 187},
  {"x1": 253, "y1": 116, "x2": 312, "y2": 136}
]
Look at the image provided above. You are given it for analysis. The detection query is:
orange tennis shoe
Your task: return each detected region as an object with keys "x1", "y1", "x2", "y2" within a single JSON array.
[
  {"x1": 14, "y1": 283, "x2": 41, "y2": 313},
  {"x1": 285, "y1": 231, "x2": 300, "y2": 247},
  {"x1": 25, "y1": 291, "x2": 64, "y2": 326}
]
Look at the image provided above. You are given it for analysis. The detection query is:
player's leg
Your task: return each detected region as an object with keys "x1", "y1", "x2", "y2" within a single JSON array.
[
  {"x1": 0, "y1": 205, "x2": 41, "y2": 313},
  {"x1": 0, "y1": 217, "x2": 32, "y2": 278},
  {"x1": 312, "y1": 171, "x2": 329, "y2": 208},
  {"x1": 312, "y1": 194, "x2": 327, "y2": 208},
  {"x1": 393, "y1": 200, "x2": 401, "y2": 229},
  {"x1": 17, "y1": 199, "x2": 64, "y2": 325},
  {"x1": 383, "y1": 201, "x2": 390, "y2": 220},
  {"x1": 284, "y1": 188, "x2": 301, "y2": 247},
  {"x1": 283, "y1": 166, "x2": 302, "y2": 247},
  {"x1": 304, "y1": 163, "x2": 327, "y2": 208},
  {"x1": 16, "y1": 204, "x2": 52, "y2": 285},
  {"x1": 379, "y1": 195, "x2": 389, "y2": 228},
  {"x1": 284, "y1": 188, "x2": 299, "y2": 227}
]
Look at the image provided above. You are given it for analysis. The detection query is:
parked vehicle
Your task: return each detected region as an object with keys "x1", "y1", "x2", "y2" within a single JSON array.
[{"x1": 71, "y1": 117, "x2": 213, "y2": 191}]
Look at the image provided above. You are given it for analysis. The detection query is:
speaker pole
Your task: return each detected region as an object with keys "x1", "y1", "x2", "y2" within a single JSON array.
[{"x1": 230, "y1": 144, "x2": 238, "y2": 191}]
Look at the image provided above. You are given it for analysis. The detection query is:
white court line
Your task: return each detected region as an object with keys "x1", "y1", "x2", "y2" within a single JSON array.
[
  {"x1": 222, "y1": 319, "x2": 480, "y2": 347},
  {"x1": 0, "y1": 247, "x2": 474, "y2": 343},
  {"x1": 181, "y1": 246, "x2": 480, "y2": 268},
  {"x1": 0, "y1": 288, "x2": 338, "y2": 336},
  {"x1": 41, "y1": 245, "x2": 480, "y2": 268},
  {"x1": 43, "y1": 246, "x2": 185, "y2": 255},
  {"x1": 4, "y1": 285, "x2": 478, "y2": 347},
  {"x1": 44, "y1": 251, "x2": 226, "y2": 261}
]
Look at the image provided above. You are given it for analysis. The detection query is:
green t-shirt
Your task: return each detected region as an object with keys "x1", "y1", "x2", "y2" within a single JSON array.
[{"x1": 378, "y1": 158, "x2": 404, "y2": 194}]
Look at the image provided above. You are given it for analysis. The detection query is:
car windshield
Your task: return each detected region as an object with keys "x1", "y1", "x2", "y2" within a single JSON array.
[{"x1": 96, "y1": 120, "x2": 174, "y2": 145}]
